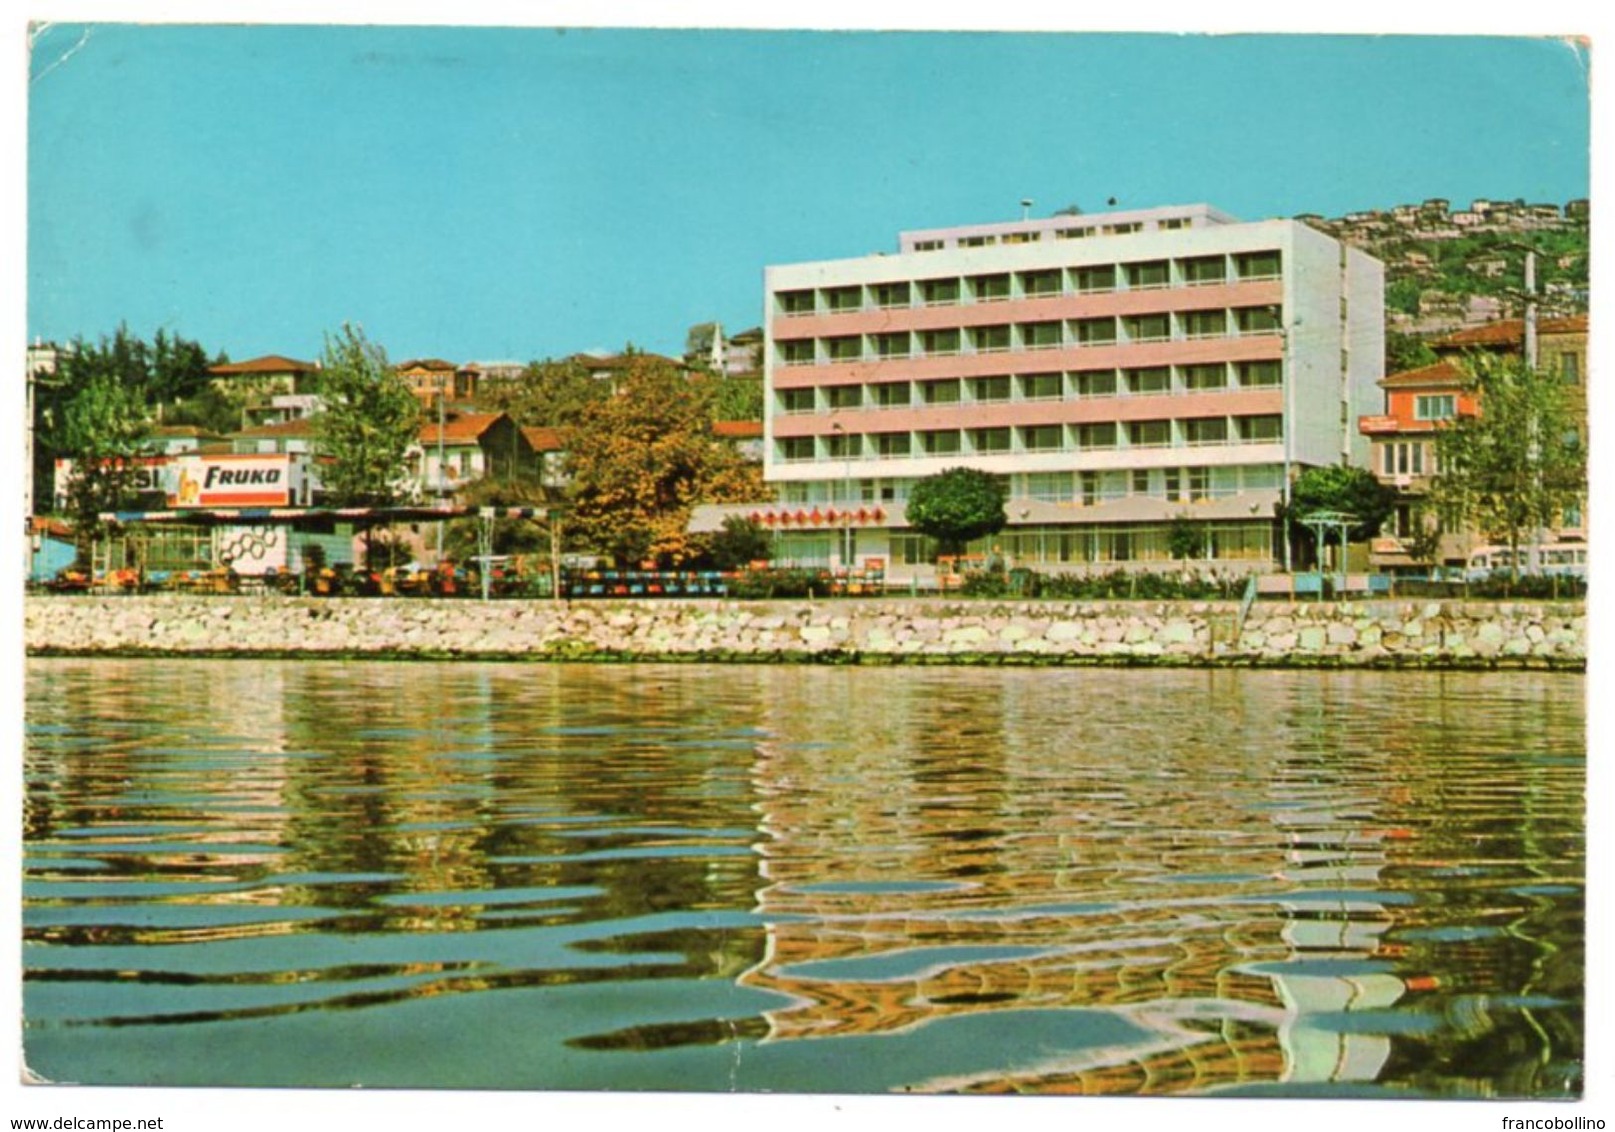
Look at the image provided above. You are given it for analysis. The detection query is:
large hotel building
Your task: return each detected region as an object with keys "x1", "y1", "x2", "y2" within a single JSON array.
[{"x1": 698, "y1": 204, "x2": 1384, "y2": 577}]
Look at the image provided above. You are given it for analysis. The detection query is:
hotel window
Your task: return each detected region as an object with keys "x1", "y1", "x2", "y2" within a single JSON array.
[
  {"x1": 1188, "y1": 466, "x2": 1212, "y2": 501},
  {"x1": 1235, "y1": 306, "x2": 1282, "y2": 335},
  {"x1": 1075, "y1": 317, "x2": 1118, "y2": 345},
  {"x1": 780, "y1": 339, "x2": 817, "y2": 366},
  {"x1": 872, "y1": 382, "x2": 912, "y2": 408},
  {"x1": 1183, "y1": 418, "x2": 1229, "y2": 446},
  {"x1": 921, "y1": 378, "x2": 962, "y2": 404},
  {"x1": 1180, "y1": 256, "x2": 1227, "y2": 285},
  {"x1": 824, "y1": 432, "x2": 860, "y2": 459},
  {"x1": 874, "y1": 432, "x2": 912, "y2": 457},
  {"x1": 1021, "y1": 372, "x2": 1063, "y2": 400},
  {"x1": 1080, "y1": 471, "x2": 1099, "y2": 505},
  {"x1": 920, "y1": 277, "x2": 961, "y2": 305},
  {"x1": 1028, "y1": 472, "x2": 1073, "y2": 501},
  {"x1": 1125, "y1": 260, "x2": 1171, "y2": 290},
  {"x1": 1235, "y1": 250, "x2": 1283, "y2": 280},
  {"x1": 972, "y1": 376, "x2": 1012, "y2": 402},
  {"x1": 921, "y1": 430, "x2": 962, "y2": 455},
  {"x1": 1132, "y1": 469, "x2": 1152, "y2": 495},
  {"x1": 960, "y1": 235, "x2": 997, "y2": 247},
  {"x1": 1021, "y1": 321, "x2": 1064, "y2": 350},
  {"x1": 872, "y1": 282, "x2": 911, "y2": 309},
  {"x1": 1055, "y1": 227, "x2": 1090, "y2": 240},
  {"x1": 779, "y1": 388, "x2": 817, "y2": 414},
  {"x1": 826, "y1": 384, "x2": 863, "y2": 409},
  {"x1": 826, "y1": 336, "x2": 862, "y2": 362},
  {"x1": 1237, "y1": 414, "x2": 1283, "y2": 442},
  {"x1": 825, "y1": 286, "x2": 863, "y2": 313},
  {"x1": 1159, "y1": 217, "x2": 1190, "y2": 231},
  {"x1": 1074, "y1": 265, "x2": 1117, "y2": 293},
  {"x1": 1415, "y1": 394, "x2": 1456, "y2": 421},
  {"x1": 1128, "y1": 420, "x2": 1171, "y2": 448},
  {"x1": 1181, "y1": 310, "x2": 1228, "y2": 339},
  {"x1": 1106, "y1": 222, "x2": 1143, "y2": 235},
  {"x1": 1238, "y1": 360, "x2": 1282, "y2": 387},
  {"x1": 1077, "y1": 422, "x2": 1118, "y2": 449},
  {"x1": 1003, "y1": 231, "x2": 1039, "y2": 245},
  {"x1": 971, "y1": 273, "x2": 1012, "y2": 302},
  {"x1": 1124, "y1": 314, "x2": 1170, "y2": 343},
  {"x1": 1561, "y1": 352, "x2": 1581, "y2": 383},
  {"x1": 1126, "y1": 367, "x2": 1171, "y2": 395},
  {"x1": 779, "y1": 290, "x2": 816, "y2": 316},
  {"x1": 1073, "y1": 369, "x2": 1118, "y2": 397},
  {"x1": 873, "y1": 332, "x2": 910, "y2": 359},
  {"x1": 920, "y1": 328, "x2": 961, "y2": 356},
  {"x1": 1021, "y1": 269, "x2": 1062, "y2": 297},
  {"x1": 913, "y1": 239, "x2": 943, "y2": 252},
  {"x1": 1164, "y1": 469, "x2": 1181, "y2": 501},
  {"x1": 1181, "y1": 363, "x2": 1227, "y2": 391},
  {"x1": 1022, "y1": 424, "x2": 1064, "y2": 452},
  {"x1": 778, "y1": 437, "x2": 816, "y2": 462},
  {"x1": 972, "y1": 325, "x2": 1012, "y2": 353}
]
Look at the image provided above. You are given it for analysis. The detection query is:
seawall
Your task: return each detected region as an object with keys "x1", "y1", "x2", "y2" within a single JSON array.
[{"x1": 23, "y1": 594, "x2": 1587, "y2": 669}]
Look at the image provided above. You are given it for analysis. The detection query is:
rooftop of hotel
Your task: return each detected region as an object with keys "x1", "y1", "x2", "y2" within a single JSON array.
[{"x1": 897, "y1": 203, "x2": 1243, "y2": 253}]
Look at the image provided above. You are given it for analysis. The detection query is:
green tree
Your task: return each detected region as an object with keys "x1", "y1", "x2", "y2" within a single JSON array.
[
  {"x1": 1428, "y1": 352, "x2": 1586, "y2": 580},
  {"x1": 1290, "y1": 464, "x2": 1396, "y2": 543},
  {"x1": 704, "y1": 515, "x2": 773, "y2": 571},
  {"x1": 57, "y1": 371, "x2": 151, "y2": 556},
  {"x1": 564, "y1": 355, "x2": 769, "y2": 566},
  {"x1": 1386, "y1": 329, "x2": 1438, "y2": 375},
  {"x1": 1167, "y1": 513, "x2": 1206, "y2": 562},
  {"x1": 904, "y1": 467, "x2": 1008, "y2": 558},
  {"x1": 477, "y1": 356, "x2": 609, "y2": 430},
  {"x1": 313, "y1": 325, "x2": 421, "y2": 506},
  {"x1": 708, "y1": 373, "x2": 764, "y2": 421}
]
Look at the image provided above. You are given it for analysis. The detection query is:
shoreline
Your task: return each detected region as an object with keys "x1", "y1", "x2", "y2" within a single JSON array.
[{"x1": 24, "y1": 594, "x2": 1587, "y2": 671}]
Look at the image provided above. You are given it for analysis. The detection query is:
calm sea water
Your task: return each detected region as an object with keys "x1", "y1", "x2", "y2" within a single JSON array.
[{"x1": 22, "y1": 658, "x2": 1584, "y2": 1097}]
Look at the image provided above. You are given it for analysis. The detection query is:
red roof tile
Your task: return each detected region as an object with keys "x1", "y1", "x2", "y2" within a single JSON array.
[
  {"x1": 418, "y1": 411, "x2": 505, "y2": 445},
  {"x1": 209, "y1": 354, "x2": 318, "y2": 376},
  {"x1": 1435, "y1": 315, "x2": 1588, "y2": 348},
  {"x1": 396, "y1": 358, "x2": 459, "y2": 372},
  {"x1": 1379, "y1": 360, "x2": 1467, "y2": 389},
  {"x1": 521, "y1": 426, "x2": 566, "y2": 452}
]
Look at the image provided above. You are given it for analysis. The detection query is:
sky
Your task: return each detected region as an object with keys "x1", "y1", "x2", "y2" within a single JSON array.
[{"x1": 23, "y1": 19, "x2": 1593, "y2": 367}]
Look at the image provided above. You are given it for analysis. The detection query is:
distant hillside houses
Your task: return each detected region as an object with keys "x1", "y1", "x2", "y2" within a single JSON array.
[{"x1": 1299, "y1": 197, "x2": 1588, "y2": 244}]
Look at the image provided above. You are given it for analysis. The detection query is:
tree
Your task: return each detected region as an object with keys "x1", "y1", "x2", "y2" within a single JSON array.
[
  {"x1": 704, "y1": 516, "x2": 773, "y2": 571},
  {"x1": 56, "y1": 371, "x2": 151, "y2": 557},
  {"x1": 904, "y1": 468, "x2": 1008, "y2": 557},
  {"x1": 312, "y1": 325, "x2": 421, "y2": 506},
  {"x1": 564, "y1": 355, "x2": 770, "y2": 566},
  {"x1": 476, "y1": 356, "x2": 609, "y2": 430},
  {"x1": 1428, "y1": 352, "x2": 1586, "y2": 580},
  {"x1": 1167, "y1": 513, "x2": 1206, "y2": 562},
  {"x1": 1386, "y1": 329, "x2": 1438, "y2": 375},
  {"x1": 1290, "y1": 464, "x2": 1396, "y2": 543}
]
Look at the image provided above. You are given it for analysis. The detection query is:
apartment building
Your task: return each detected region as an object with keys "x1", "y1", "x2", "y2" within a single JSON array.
[{"x1": 696, "y1": 204, "x2": 1384, "y2": 576}]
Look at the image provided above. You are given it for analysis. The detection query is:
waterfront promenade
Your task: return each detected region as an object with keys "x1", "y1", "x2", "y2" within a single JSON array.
[{"x1": 23, "y1": 594, "x2": 1586, "y2": 669}]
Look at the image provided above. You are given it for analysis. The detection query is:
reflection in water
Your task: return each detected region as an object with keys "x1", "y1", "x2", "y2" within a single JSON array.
[{"x1": 23, "y1": 660, "x2": 1583, "y2": 1097}]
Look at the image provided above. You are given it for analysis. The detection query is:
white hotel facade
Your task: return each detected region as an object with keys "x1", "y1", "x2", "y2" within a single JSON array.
[{"x1": 696, "y1": 204, "x2": 1384, "y2": 576}]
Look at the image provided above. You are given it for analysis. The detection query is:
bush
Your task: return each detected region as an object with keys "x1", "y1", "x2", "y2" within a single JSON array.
[{"x1": 726, "y1": 567, "x2": 833, "y2": 599}]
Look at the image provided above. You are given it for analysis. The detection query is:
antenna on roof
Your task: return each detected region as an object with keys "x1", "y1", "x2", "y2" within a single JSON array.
[{"x1": 1020, "y1": 198, "x2": 1034, "y2": 221}]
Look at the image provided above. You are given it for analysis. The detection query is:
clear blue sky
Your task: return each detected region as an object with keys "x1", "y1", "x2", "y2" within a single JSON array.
[{"x1": 27, "y1": 25, "x2": 1592, "y2": 364}]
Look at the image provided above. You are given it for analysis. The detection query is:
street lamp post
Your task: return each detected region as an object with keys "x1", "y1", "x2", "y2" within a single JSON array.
[{"x1": 830, "y1": 420, "x2": 853, "y2": 570}]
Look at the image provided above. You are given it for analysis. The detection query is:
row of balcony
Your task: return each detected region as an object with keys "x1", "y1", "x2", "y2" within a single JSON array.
[
  {"x1": 776, "y1": 362, "x2": 1283, "y2": 414},
  {"x1": 775, "y1": 416, "x2": 1284, "y2": 462},
  {"x1": 775, "y1": 309, "x2": 1283, "y2": 365},
  {"x1": 774, "y1": 253, "x2": 1284, "y2": 316}
]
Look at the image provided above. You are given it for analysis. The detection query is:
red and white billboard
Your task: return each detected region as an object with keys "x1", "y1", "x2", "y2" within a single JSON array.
[{"x1": 169, "y1": 454, "x2": 303, "y2": 507}]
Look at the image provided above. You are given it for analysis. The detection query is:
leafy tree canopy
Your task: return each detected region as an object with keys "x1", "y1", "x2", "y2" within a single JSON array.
[
  {"x1": 564, "y1": 355, "x2": 770, "y2": 567},
  {"x1": 476, "y1": 356, "x2": 610, "y2": 430},
  {"x1": 312, "y1": 324, "x2": 421, "y2": 507},
  {"x1": 1428, "y1": 351, "x2": 1586, "y2": 576},
  {"x1": 904, "y1": 468, "x2": 1008, "y2": 557},
  {"x1": 1290, "y1": 463, "x2": 1397, "y2": 543},
  {"x1": 56, "y1": 371, "x2": 151, "y2": 551}
]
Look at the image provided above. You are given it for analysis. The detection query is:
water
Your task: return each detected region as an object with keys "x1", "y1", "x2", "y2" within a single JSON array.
[{"x1": 22, "y1": 659, "x2": 1584, "y2": 1097}]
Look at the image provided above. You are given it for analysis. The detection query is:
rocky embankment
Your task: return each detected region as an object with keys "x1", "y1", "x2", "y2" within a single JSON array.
[{"x1": 23, "y1": 595, "x2": 1586, "y2": 669}]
